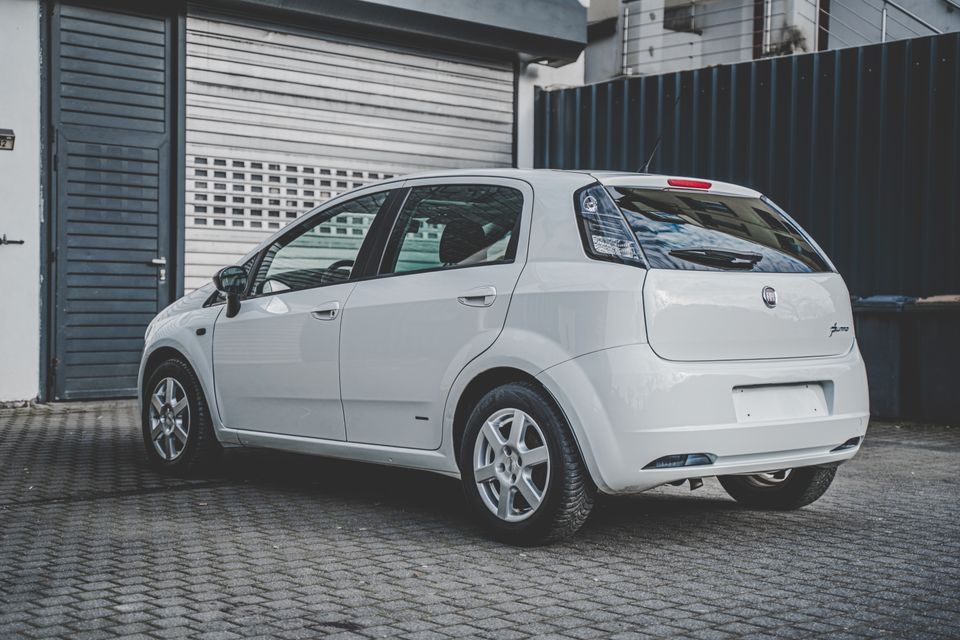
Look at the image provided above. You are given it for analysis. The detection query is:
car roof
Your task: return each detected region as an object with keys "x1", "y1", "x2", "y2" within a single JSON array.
[
  {"x1": 585, "y1": 171, "x2": 762, "y2": 197},
  {"x1": 395, "y1": 168, "x2": 590, "y2": 188},
  {"x1": 394, "y1": 168, "x2": 762, "y2": 198}
]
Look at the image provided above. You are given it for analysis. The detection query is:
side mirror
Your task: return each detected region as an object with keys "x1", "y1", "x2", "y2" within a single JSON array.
[{"x1": 213, "y1": 265, "x2": 247, "y2": 318}]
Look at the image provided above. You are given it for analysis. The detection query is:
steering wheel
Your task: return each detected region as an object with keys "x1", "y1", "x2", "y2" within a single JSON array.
[
  {"x1": 321, "y1": 259, "x2": 355, "y2": 285},
  {"x1": 327, "y1": 259, "x2": 355, "y2": 272}
]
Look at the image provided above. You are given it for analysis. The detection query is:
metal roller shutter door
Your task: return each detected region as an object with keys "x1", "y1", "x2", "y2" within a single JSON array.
[{"x1": 184, "y1": 15, "x2": 516, "y2": 291}]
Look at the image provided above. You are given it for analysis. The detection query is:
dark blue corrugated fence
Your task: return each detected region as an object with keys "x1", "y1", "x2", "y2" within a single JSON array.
[{"x1": 535, "y1": 32, "x2": 960, "y2": 299}]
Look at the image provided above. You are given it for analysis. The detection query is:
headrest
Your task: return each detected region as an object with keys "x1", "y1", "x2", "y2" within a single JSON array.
[{"x1": 439, "y1": 219, "x2": 486, "y2": 265}]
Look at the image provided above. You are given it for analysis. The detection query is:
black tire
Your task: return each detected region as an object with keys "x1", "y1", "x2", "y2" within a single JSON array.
[
  {"x1": 141, "y1": 358, "x2": 221, "y2": 475},
  {"x1": 459, "y1": 381, "x2": 595, "y2": 545},
  {"x1": 718, "y1": 465, "x2": 837, "y2": 510}
]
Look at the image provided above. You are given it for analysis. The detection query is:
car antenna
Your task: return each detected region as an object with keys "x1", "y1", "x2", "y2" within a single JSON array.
[{"x1": 639, "y1": 89, "x2": 683, "y2": 173}]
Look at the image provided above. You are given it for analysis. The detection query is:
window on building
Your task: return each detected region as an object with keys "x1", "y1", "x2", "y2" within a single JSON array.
[{"x1": 663, "y1": 2, "x2": 699, "y2": 34}]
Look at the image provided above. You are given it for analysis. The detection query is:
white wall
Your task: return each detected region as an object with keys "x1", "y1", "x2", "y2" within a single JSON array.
[
  {"x1": 516, "y1": 55, "x2": 587, "y2": 168},
  {"x1": 620, "y1": 0, "x2": 817, "y2": 78},
  {"x1": 515, "y1": 0, "x2": 589, "y2": 168},
  {"x1": 0, "y1": 0, "x2": 41, "y2": 402},
  {"x1": 623, "y1": 0, "x2": 755, "y2": 76}
]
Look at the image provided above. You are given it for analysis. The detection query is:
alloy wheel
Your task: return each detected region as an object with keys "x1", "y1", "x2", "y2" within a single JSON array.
[
  {"x1": 473, "y1": 408, "x2": 551, "y2": 522},
  {"x1": 148, "y1": 377, "x2": 191, "y2": 461}
]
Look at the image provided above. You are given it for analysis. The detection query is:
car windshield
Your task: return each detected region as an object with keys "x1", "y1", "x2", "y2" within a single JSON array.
[{"x1": 605, "y1": 186, "x2": 830, "y2": 273}]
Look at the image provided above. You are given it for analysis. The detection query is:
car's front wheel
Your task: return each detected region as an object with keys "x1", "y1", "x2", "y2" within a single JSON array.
[
  {"x1": 718, "y1": 465, "x2": 837, "y2": 509},
  {"x1": 141, "y1": 358, "x2": 221, "y2": 475},
  {"x1": 459, "y1": 381, "x2": 595, "y2": 545}
]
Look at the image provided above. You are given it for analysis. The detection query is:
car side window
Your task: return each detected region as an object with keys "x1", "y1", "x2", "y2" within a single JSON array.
[
  {"x1": 381, "y1": 184, "x2": 523, "y2": 276},
  {"x1": 250, "y1": 191, "x2": 391, "y2": 295}
]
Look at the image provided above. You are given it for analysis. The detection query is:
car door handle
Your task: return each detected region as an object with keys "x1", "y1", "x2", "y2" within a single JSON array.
[
  {"x1": 311, "y1": 301, "x2": 340, "y2": 320},
  {"x1": 457, "y1": 286, "x2": 497, "y2": 307}
]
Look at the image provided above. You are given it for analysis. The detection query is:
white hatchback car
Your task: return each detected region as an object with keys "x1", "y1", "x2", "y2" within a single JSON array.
[{"x1": 140, "y1": 169, "x2": 869, "y2": 544}]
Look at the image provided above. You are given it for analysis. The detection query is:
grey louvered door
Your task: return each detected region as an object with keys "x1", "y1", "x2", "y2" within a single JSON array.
[{"x1": 52, "y1": 4, "x2": 174, "y2": 399}]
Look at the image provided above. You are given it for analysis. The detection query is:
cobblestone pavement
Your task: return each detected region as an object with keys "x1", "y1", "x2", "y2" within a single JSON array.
[{"x1": 1, "y1": 402, "x2": 958, "y2": 640}]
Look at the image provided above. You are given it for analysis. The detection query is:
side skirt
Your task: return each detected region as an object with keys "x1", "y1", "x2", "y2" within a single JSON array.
[{"x1": 222, "y1": 428, "x2": 461, "y2": 478}]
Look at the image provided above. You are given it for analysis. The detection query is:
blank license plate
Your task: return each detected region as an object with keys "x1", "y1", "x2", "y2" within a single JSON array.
[{"x1": 732, "y1": 383, "x2": 829, "y2": 423}]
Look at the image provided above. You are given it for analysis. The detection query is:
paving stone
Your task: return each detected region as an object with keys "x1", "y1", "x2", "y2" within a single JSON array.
[{"x1": 0, "y1": 403, "x2": 957, "y2": 639}]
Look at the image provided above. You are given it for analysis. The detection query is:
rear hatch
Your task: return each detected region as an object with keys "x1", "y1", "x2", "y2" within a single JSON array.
[
  {"x1": 642, "y1": 270, "x2": 854, "y2": 361},
  {"x1": 600, "y1": 176, "x2": 854, "y2": 361}
]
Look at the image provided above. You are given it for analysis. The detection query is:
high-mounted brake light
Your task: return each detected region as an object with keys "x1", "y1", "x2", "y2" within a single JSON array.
[{"x1": 667, "y1": 178, "x2": 712, "y2": 189}]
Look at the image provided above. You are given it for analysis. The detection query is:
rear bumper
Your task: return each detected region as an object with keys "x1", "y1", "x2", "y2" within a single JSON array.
[{"x1": 537, "y1": 343, "x2": 870, "y2": 494}]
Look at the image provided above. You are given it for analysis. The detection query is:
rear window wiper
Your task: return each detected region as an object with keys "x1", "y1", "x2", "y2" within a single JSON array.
[{"x1": 668, "y1": 248, "x2": 763, "y2": 270}]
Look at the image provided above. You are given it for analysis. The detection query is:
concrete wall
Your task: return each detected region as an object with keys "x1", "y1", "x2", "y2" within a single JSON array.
[
  {"x1": 585, "y1": 21, "x2": 623, "y2": 84},
  {"x1": 516, "y1": 0, "x2": 589, "y2": 168},
  {"x1": 623, "y1": 0, "x2": 812, "y2": 76},
  {"x1": 623, "y1": 0, "x2": 752, "y2": 76},
  {"x1": 516, "y1": 55, "x2": 586, "y2": 168},
  {"x1": 615, "y1": 0, "x2": 818, "y2": 78},
  {"x1": 0, "y1": 0, "x2": 41, "y2": 403},
  {"x1": 584, "y1": 0, "x2": 623, "y2": 84},
  {"x1": 611, "y1": 0, "x2": 960, "y2": 81}
]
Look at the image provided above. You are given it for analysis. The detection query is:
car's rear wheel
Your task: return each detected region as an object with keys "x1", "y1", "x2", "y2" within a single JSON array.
[
  {"x1": 459, "y1": 381, "x2": 595, "y2": 545},
  {"x1": 142, "y1": 358, "x2": 221, "y2": 475},
  {"x1": 718, "y1": 465, "x2": 837, "y2": 509}
]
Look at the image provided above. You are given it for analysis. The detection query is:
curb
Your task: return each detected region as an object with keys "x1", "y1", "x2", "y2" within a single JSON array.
[{"x1": 0, "y1": 399, "x2": 137, "y2": 416}]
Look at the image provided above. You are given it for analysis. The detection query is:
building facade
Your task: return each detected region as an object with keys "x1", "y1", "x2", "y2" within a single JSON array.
[
  {"x1": 0, "y1": 0, "x2": 586, "y2": 403},
  {"x1": 586, "y1": 0, "x2": 960, "y2": 82}
]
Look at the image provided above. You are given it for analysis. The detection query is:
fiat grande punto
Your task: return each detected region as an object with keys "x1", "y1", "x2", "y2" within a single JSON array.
[{"x1": 139, "y1": 170, "x2": 869, "y2": 544}]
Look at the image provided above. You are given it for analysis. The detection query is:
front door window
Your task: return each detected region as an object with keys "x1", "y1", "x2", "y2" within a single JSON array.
[{"x1": 251, "y1": 191, "x2": 390, "y2": 295}]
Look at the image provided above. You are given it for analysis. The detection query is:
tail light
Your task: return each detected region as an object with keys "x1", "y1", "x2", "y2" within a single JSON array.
[{"x1": 574, "y1": 184, "x2": 644, "y2": 266}]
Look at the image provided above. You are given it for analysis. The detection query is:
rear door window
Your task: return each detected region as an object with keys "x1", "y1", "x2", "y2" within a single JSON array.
[
  {"x1": 606, "y1": 187, "x2": 830, "y2": 273},
  {"x1": 380, "y1": 184, "x2": 522, "y2": 276}
]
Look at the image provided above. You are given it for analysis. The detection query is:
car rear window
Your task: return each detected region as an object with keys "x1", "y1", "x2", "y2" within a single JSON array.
[{"x1": 605, "y1": 187, "x2": 831, "y2": 273}]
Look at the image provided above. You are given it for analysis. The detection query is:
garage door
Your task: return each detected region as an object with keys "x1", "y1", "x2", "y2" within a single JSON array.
[
  {"x1": 183, "y1": 14, "x2": 516, "y2": 291},
  {"x1": 51, "y1": 4, "x2": 174, "y2": 399}
]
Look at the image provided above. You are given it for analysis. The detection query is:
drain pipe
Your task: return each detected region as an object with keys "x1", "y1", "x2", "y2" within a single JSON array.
[
  {"x1": 881, "y1": 1, "x2": 888, "y2": 42},
  {"x1": 621, "y1": 4, "x2": 631, "y2": 75},
  {"x1": 763, "y1": 0, "x2": 774, "y2": 54}
]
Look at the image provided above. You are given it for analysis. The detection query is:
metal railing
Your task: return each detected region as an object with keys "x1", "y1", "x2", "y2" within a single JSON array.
[
  {"x1": 619, "y1": 0, "x2": 950, "y2": 76},
  {"x1": 880, "y1": 0, "x2": 941, "y2": 42}
]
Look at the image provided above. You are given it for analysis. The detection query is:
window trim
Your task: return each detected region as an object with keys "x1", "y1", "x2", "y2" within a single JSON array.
[
  {"x1": 241, "y1": 187, "x2": 402, "y2": 300},
  {"x1": 210, "y1": 177, "x2": 532, "y2": 301},
  {"x1": 375, "y1": 182, "x2": 525, "y2": 279}
]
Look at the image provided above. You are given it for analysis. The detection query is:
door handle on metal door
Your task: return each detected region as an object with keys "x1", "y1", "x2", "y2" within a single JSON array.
[
  {"x1": 457, "y1": 286, "x2": 497, "y2": 307},
  {"x1": 148, "y1": 256, "x2": 167, "y2": 283},
  {"x1": 311, "y1": 301, "x2": 340, "y2": 320}
]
